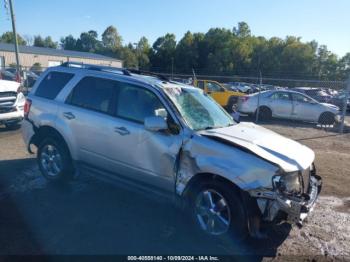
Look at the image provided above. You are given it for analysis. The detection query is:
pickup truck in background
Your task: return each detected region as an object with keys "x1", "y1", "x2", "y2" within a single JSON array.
[{"x1": 193, "y1": 79, "x2": 244, "y2": 112}]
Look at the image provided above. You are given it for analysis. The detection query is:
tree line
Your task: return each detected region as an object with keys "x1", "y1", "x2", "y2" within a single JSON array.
[{"x1": 0, "y1": 22, "x2": 349, "y2": 80}]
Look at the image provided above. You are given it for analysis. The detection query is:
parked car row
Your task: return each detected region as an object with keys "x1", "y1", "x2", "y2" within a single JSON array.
[
  {"x1": 225, "y1": 82, "x2": 282, "y2": 94},
  {"x1": 292, "y1": 87, "x2": 349, "y2": 112}
]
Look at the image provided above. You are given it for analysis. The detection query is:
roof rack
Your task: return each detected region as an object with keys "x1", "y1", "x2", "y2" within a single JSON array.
[
  {"x1": 61, "y1": 62, "x2": 131, "y2": 76},
  {"x1": 60, "y1": 62, "x2": 169, "y2": 82},
  {"x1": 126, "y1": 68, "x2": 169, "y2": 82}
]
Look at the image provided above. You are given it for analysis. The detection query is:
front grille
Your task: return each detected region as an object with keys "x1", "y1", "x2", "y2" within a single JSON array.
[
  {"x1": 301, "y1": 168, "x2": 310, "y2": 193},
  {"x1": 0, "y1": 91, "x2": 17, "y2": 98},
  {"x1": 0, "y1": 92, "x2": 17, "y2": 107},
  {"x1": 0, "y1": 107, "x2": 15, "y2": 114}
]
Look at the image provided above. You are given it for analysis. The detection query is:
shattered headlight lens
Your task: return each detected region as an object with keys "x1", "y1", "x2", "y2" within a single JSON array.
[{"x1": 273, "y1": 172, "x2": 302, "y2": 194}]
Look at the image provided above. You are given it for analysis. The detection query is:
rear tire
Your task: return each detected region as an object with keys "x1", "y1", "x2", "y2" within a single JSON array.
[
  {"x1": 187, "y1": 179, "x2": 248, "y2": 242},
  {"x1": 318, "y1": 112, "x2": 335, "y2": 125},
  {"x1": 256, "y1": 106, "x2": 272, "y2": 121},
  {"x1": 37, "y1": 136, "x2": 74, "y2": 182}
]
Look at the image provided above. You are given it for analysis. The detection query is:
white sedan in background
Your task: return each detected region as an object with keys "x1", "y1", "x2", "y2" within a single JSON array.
[{"x1": 237, "y1": 90, "x2": 339, "y2": 125}]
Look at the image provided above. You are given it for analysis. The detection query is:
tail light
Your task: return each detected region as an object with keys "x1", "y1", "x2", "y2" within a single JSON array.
[
  {"x1": 24, "y1": 99, "x2": 32, "y2": 119},
  {"x1": 15, "y1": 72, "x2": 21, "y2": 83},
  {"x1": 241, "y1": 96, "x2": 250, "y2": 102}
]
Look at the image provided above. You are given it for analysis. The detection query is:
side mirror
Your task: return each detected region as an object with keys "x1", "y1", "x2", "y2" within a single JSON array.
[{"x1": 144, "y1": 116, "x2": 168, "y2": 132}]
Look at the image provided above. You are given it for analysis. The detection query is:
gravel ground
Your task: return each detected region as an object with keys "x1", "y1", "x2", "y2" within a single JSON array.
[{"x1": 0, "y1": 122, "x2": 349, "y2": 260}]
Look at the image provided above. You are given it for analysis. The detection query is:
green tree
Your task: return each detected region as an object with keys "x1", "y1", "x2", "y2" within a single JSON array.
[
  {"x1": 34, "y1": 35, "x2": 57, "y2": 48},
  {"x1": 175, "y1": 31, "x2": 201, "y2": 73},
  {"x1": 60, "y1": 35, "x2": 77, "y2": 50},
  {"x1": 34, "y1": 35, "x2": 45, "y2": 47},
  {"x1": 150, "y1": 33, "x2": 176, "y2": 72},
  {"x1": 315, "y1": 45, "x2": 339, "y2": 79},
  {"x1": 0, "y1": 31, "x2": 26, "y2": 45},
  {"x1": 44, "y1": 36, "x2": 58, "y2": 48},
  {"x1": 76, "y1": 30, "x2": 101, "y2": 52},
  {"x1": 102, "y1": 26, "x2": 122, "y2": 51},
  {"x1": 120, "y1": 44, "x2": 138, "y2": 68},
  {"x1": 233, "y1": 22, "x2": 251, "y2": 38},
  {"x1": 135, "y1": 36, "x2": 151, "y2": 70},
  {"x1": 338, "y1": 53, "x2": 350, "y2": 79}
]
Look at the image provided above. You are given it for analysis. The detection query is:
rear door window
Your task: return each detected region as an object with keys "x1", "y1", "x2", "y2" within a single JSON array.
[
  {"x1": 35, "y1": 71, "x2": 74, "y2": 99},
  {"x1": 67, "y1": 76, "x2": 116, "y2": 115}
]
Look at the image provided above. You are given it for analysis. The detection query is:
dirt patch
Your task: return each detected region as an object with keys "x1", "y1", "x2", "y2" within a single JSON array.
[{"x1": 270, "y1": 196, "x2": 350, "y2": 260}]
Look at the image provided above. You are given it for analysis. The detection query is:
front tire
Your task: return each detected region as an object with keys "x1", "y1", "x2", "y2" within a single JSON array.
[
  {"x1": 187, "y1": 179, "x2": 248, "y2": 241},
  {"x1": 37, "y1": 137, "x2": 74, "y2": 182},
  {"x1": 318, "y1": 112, "x2": 335, "y2": 125}
]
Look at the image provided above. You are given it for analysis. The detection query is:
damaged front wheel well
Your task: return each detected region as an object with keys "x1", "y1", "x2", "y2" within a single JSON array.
[{"x1": 182, "y1": 173, "x2": 242, "y2": 200}]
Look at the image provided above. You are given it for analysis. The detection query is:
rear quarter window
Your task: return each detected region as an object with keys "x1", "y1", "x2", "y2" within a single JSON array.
[{"x1": 35, "y1": 71, "x2": 74, "y2": 99}]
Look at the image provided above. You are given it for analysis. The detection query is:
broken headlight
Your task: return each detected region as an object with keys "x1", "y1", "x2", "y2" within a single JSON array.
[{"x1": 273, "y1": 172, "x2": 302, "y2": 195}]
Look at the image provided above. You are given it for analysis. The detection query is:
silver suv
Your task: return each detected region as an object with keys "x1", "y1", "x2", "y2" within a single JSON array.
[{"x1": 22, "y1": 63, "x2": 322, "y2": 240}]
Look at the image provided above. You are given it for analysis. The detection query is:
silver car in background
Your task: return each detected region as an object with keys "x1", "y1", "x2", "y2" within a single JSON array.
[{"x1": 238, "y1": 90, "x2": 339, "y2": 124}]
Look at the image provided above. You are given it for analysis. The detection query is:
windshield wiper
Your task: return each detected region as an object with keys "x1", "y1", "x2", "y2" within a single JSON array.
[{"x1": 204, "y1": 126, "x2": 215, "y2": 130}]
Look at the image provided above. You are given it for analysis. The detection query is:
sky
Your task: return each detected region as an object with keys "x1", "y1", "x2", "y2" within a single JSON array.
[{"x1": 0, "y1": 0, "x2": 349, "y2": 57}]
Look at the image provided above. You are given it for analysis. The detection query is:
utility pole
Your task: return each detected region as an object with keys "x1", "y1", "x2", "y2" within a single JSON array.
[
  {"x1": 255, "y1": 71, "x2": 262, "y2": 123},
  {"x1": 339, "y1": 76, "x2": 350, "y2": 133},
  {"x1": 8, "y1": 0, "x2": 21, "y2": 82}
]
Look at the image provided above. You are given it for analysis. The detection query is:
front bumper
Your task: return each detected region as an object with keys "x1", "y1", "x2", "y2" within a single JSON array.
[
  {"x1": 250, "y1": 174, "x2": 322, "y2": 226},
  {"x1": 0, "y1": 108, "x2": 24, "y2": 125}
]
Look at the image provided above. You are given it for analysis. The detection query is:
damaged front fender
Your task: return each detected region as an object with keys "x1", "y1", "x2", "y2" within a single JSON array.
[{"x1": 175, "y1": 133, "x2": 279, "y2": 196}]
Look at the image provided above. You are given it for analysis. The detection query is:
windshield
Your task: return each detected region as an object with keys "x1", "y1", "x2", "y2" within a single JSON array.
[{"x1": 163, "y1": 86, "x2": 235, "y2": 130}]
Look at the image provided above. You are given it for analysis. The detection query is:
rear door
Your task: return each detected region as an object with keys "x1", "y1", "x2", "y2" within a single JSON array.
[
  {"x1": 268, "y1": 91, "x2": 293, "y2": 118},
  {"x1": 58, "y1": 75, "x2": 118, "y2": 169}
]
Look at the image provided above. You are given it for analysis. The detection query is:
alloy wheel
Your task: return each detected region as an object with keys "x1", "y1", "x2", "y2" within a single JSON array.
[{"x1": 195, "y1": 189, "x2": 231, "y2": 235}]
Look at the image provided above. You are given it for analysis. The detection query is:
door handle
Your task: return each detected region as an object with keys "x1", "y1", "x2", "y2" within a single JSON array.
[
  {"x1": 63, "y1": 112, "x2": 75, "y2": 120},
  {"x1": 114, "y1": 126, "x2": 130, "y2": 136}
]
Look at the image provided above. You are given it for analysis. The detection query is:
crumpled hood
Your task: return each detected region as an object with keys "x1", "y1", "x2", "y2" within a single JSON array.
[
  {"x1": 0, "y1": 80, "x2": 20, "y2": 92},
  {"x1": 198, "y1": 122, "x2": 315, "y2": 172}
]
